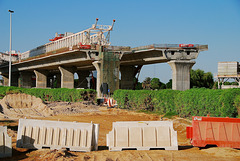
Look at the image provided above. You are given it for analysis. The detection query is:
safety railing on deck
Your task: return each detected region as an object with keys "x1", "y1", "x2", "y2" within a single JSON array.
[
  {"x1": 20, "y1": 19, "x2": 115, "y2": 60},
  {"x1": 21, "y1": 31, "x2": 103, "y2": 60}
]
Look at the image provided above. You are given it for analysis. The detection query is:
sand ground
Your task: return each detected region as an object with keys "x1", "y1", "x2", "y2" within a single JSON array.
[{"x1": 1, "y1": 106, "x2": 239, "y2": 161}]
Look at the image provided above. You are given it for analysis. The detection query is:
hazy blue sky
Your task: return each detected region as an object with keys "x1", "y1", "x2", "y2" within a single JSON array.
[{"x1": 0, "y1": 0, "x2": 240, "y2": 83}]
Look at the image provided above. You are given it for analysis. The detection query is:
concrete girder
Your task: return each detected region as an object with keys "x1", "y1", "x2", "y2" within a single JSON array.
[
  {"x1": 9, "y1": 50, "x2": 90, "y2": 72},
  {"x1": 168, "y1": 60, "x2": 195, "y2": 91}
]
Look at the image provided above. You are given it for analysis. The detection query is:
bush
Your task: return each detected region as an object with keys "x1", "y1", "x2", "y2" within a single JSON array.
[
  {"x1": 113, "y1": 89, "x2": 179, "y2": 113},
  {"x1": 0, "y1": 86, "x2": 96, "y2": 102},
  {"x1": 234, "y1": 95, "x2": 240, "y2": 117},
  {"x1": 113, "y1": 88, "x2": 240, "y2": 118}
]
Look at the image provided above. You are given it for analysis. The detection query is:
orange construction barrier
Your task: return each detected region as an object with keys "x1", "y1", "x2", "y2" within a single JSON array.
[{"x1": 187, "y1": 116, "x2": 240, "y2": 148}]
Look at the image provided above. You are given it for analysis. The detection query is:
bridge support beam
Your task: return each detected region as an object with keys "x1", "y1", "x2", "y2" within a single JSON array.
[
  {"x1": 19, "y1": 71, "x2": 33, "y2": 88},
  {"x1": 34, "y1": 70, "x2": 48, "y2": 88},
  {"x1": 168, "y1": 60, "x2": 195, "y2": 91},
  {"x1": 59, "y1": 66, "x2": 74, "y2": 89},
  {"x1": 76, "y1": 70, "x2": 90, "y2": 89},
  {"x1": 120, "y1": 65, "x2": 136, "y2": 89}
]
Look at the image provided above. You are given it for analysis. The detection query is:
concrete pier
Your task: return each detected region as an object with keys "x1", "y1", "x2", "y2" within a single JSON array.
[
  {"x1": 77, "y1": 70, "x2": 90, "y2": 89},
  {"x1": 92, "y1": 62, "x2": 102, "y2": 97},
  {"x1": 19, "y1": 71, "x2": 33, "y2": 88},
  {"x1": 34, "y1": 70, "x2": 48, "y2": 88},
  {"x1": 168, "y1": 60, "x2": 195, "y2": 91},
  {"x1": 120, "y1": 65, "x2": 136, "y2": 89},
  {"x1": 59, "y1": 66, "x2": 75, "y2": 89},
  {"x1": 2, "y1": 75, "x2": 9, "y2": 86}
]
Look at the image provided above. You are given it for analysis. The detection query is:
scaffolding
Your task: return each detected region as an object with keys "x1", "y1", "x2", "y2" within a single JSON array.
[{"x1": 100, "y1": 47, "x2": 121, "y2": 95}]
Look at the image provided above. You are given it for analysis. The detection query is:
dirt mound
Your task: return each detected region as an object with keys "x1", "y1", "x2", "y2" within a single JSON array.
[
  {"x1": 0, "y1": 93, "x2": 53, "y2": 118},
  {"x1": 0, "y1": 94, "x2": 99, "y2": 119}
]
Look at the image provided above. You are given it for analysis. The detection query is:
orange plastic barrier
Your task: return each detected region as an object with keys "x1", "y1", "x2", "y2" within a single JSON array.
[{"x1": 187, "y1": 116, "x2": 240, "y2": 148}]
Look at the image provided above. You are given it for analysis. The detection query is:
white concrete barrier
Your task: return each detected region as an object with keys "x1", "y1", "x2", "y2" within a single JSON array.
[
  {"x1": 0, "y1": 126, "x2": 12, "y2": 158},
  {"x1": 16, "y1": 119, "x2": 99, "y2": 152},
  {"x1": 107, "y1": 121, "x2": 178, "y2": 151}
]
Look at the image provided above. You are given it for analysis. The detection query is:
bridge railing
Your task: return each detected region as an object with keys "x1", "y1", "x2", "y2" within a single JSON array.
[{"x1": 20, "y1": 29, "x2": 107, "y2": 60}]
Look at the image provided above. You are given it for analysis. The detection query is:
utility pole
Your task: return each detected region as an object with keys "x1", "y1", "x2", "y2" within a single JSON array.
[{"x1": 8, "y1": 10, "x2": 14, "y2": 86}]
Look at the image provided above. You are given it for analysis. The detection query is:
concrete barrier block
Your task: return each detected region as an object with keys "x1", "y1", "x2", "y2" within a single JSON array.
[
  {"x1": 107, "y1": 121, "x2": 178, "y2": 151},
  {"x1": 17, "y1": 119, "x2": 99, "y2": 152},
  {"x1": 0, "y1": 126, "x2": 12, "y2": 158}
]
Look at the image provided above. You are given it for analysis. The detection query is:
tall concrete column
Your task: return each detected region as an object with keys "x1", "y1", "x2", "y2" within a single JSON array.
[
  {"x1": 76, "y1": 70, "x2": 90, "y2": 89},
  {"x1": 58, "y1": 66, "x2": 74, "y2": 89},
  {"x1": 92, "y1": 62, "x2": 102, "y2": 98},
  {"x1": 120, "y1": 65, "x2": 136, "y2": 89},
  {"x1": 34, "y1": 70, "x2": 48, "y2": 88},
  {"x1": 168, "y1": 60, "x2": 195, "y2": 91},
  {"x1": 19, "y1": 71, "x2": 33, "y2": 88}
]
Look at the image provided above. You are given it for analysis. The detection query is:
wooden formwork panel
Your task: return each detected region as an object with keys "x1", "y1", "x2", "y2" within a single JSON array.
[
  {"x1": 0, "y1": 126, "x2": 12, "y2": 158},
  {"x1": 107, "y1": 121, "x2": 178, "y2": 151},
  {"x1": 17, "y1": 119, "x2": 99, "y2": 152}
]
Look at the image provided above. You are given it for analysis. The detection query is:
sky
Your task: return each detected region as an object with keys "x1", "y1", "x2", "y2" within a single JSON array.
[{"x1": 0, "y1": 0, "x2": 240, "y2": 83}]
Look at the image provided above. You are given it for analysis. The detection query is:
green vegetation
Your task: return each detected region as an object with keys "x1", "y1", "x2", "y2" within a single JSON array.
[
  {"x1": 0, "y1": 86, "x2": 96, "y2": 102},
  {"x1": 138, "y1": 69, "x2": 214, "y2": 90},
  {"x1": 190, "y1": 69, "x2": 214, "y2": 88},
  {"x1": 113, "y1": 88, "x2": 240, "y2": 118},
  {"x1": 141, "y1": 77, "x2": 168, "y2": 90}
]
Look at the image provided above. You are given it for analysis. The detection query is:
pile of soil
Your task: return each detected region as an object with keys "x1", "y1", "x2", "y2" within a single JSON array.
[
  {"x1": 0, "y1": 93, "x2": 53, "y2": 119},
  {"x1": 0, "y1": 94, "x2": 99, "y2": 119}
]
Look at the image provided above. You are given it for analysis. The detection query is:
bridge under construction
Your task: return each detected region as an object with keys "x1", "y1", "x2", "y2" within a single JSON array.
[{"x1": 0, "y1": 19, "x2": 208, "y2": 97}]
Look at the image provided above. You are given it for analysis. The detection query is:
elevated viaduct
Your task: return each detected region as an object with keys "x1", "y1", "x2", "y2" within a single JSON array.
[
  {"x1": 0, "y1": 20, "x2": 208, "y2": 97},
  {"x1": 0, "y1": 44, "x2": 207, "y2": 97}
]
